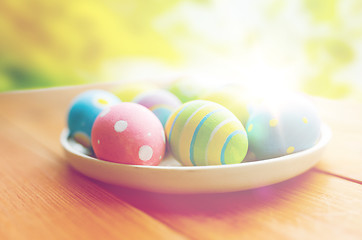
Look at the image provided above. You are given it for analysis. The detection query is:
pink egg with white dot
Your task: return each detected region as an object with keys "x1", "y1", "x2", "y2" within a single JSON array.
[{"x1": 91, "y1": 102, "x2": 166, "y2": 166}]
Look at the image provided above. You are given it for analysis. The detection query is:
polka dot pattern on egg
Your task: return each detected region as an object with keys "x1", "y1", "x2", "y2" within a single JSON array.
[
  {"x1": 114, "y1": 120, "x2": 128, "y2": 133},
  {"x1": 139, "y1": 145, "x2": 153, "y2": 161},
  {"x1": 91, "y1": 102, "x2": 165, "y2": 166},
  {"x1": 246, "y1": 93, "x2": 321, "y2": 160},
  {"x1": 286, "y1": 146, "x2": 295, "y2": 154},
  {"x1": 97, "y1": 98, "x2": 109, "y2": 105},
  {"x1": 247, "y1": 124, "x2": 253, "y2": 132},
  {"x1": 269, "y1": 119, "x2": 278, "y2": 127},
  {"x1": 303, "y1": 117, "x2": 308, "y2": 124}
]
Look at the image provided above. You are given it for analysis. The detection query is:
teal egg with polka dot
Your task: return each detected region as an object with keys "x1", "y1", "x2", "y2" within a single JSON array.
[
  {"x1": 246, "y1": 94, "x2": 321, "y2": 160},
  {"x1": 67, "y1": 90, "x2": 121, "y2": 148}
]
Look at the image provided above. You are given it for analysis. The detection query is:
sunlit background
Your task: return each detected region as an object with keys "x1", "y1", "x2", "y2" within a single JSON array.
[{"x1": 1, "y1": 0, "x2": 361, "y2": 99}]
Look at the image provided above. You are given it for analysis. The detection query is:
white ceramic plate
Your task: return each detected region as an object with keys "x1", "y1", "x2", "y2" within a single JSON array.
[{"x1": 60, "y1": 124, "x2": 331, "y2": 194}]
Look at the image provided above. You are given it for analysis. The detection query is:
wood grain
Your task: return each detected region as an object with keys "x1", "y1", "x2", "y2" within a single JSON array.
[
  {"x1": 313, "y1": 97, "x2": 362, "y2": 182},
  {"x1": 0, "y1": 111, "x2": 186, "y2": 240},
  {"x1": 0, "y1": 84, "x2": 361, "y2": 240},
  {"x1": 101, "y1": 171, "x2": 362, "y2": 240}
]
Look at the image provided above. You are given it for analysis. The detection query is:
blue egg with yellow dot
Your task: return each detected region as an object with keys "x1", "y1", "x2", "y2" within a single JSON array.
[
  {"x1": 67, "y1": 90, "x2": 121, "y2": 148},
  {"x1": 246, "y1": 93, "x2": 321, "y2": 160}
]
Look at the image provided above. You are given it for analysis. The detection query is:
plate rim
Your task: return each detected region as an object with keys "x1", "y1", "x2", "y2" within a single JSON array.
[{"x1": 60, "y1": 124, "x2": 332, "y2": 171}]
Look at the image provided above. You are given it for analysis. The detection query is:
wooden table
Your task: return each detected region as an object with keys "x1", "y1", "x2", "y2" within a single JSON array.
[{"x1": 0, "y1": 84, "x2": 361, "y2": 240}]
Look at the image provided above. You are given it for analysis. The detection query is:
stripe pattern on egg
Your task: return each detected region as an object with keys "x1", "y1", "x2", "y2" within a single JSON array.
[{"x1": 165, "y1": 100, "x2": 248, "y2": 166}]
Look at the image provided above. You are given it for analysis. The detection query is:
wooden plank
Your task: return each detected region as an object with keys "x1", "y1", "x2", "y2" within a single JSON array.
[
  {"x1": 0, "y1": 85, "x2": 114, "y2": 155},
  {"x1": 314, "y1": 97, "x2": 362, "y2": 134},
  {"x1": 313, "y1": 97, "x2": 362, "y2": 181},
  {"x1": 1, "y1": 86, "x2": 362, "y2": 239},
  {"x1": 100, "y1": 171, "x2": 362, "y2": 240},
  {"x1": 0, "y1": 116, "x2": 186, "y2": 240},
  {"x1": 316, "y1": 130, "x2": 362, "y2": 183}
]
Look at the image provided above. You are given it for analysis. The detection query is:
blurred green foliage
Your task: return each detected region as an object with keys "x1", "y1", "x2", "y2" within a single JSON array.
[
  {"x1": 304, "y1": 0, "x2": 338, "y2": 23},
  {"x1": 0, "y1": 0, "x2": 361, "y2": 99},
  {"x1": 0, "y1": 0, "x2": 180, "y2": 91},
  {"x1": 302, "y1": 0, "x2": 361, "y2": 98}
]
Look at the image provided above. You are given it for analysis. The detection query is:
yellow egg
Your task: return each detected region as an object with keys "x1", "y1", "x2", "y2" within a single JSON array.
[{"x1": 112, "y1": 83, "x2": 156, "y2": 102}]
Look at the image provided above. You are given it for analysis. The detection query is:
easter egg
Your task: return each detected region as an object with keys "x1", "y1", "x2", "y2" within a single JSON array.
[
  {"x1": 199, "y1": 87, "x2": 249, "y2": 125},
  {"x1": 168, "y1": 79, "x2": 206, "y2": 103},
  {"x1": 91, "y1": 102, "x2": 166, "y2": 166},
  {"x1": 246, "y1": 93, "x2": 321, "y2": 160},
  {"x1": 112, "y1": 83, "x2": 155, "y2": 102},
  {"x1": 165, "y1": 100, "x2": 248, "y2": 166},
  {"x1": 133, "y1": 89, "x2": 182, "y2": 127},
  {"x1": 67, "y1": 90, "x2": 121, "y2": 148}
]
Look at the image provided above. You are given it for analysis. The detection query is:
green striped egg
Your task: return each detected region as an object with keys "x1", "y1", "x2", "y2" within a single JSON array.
[{"x1": 165, "y1": 100, "x2": 248, "y2": 166}]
